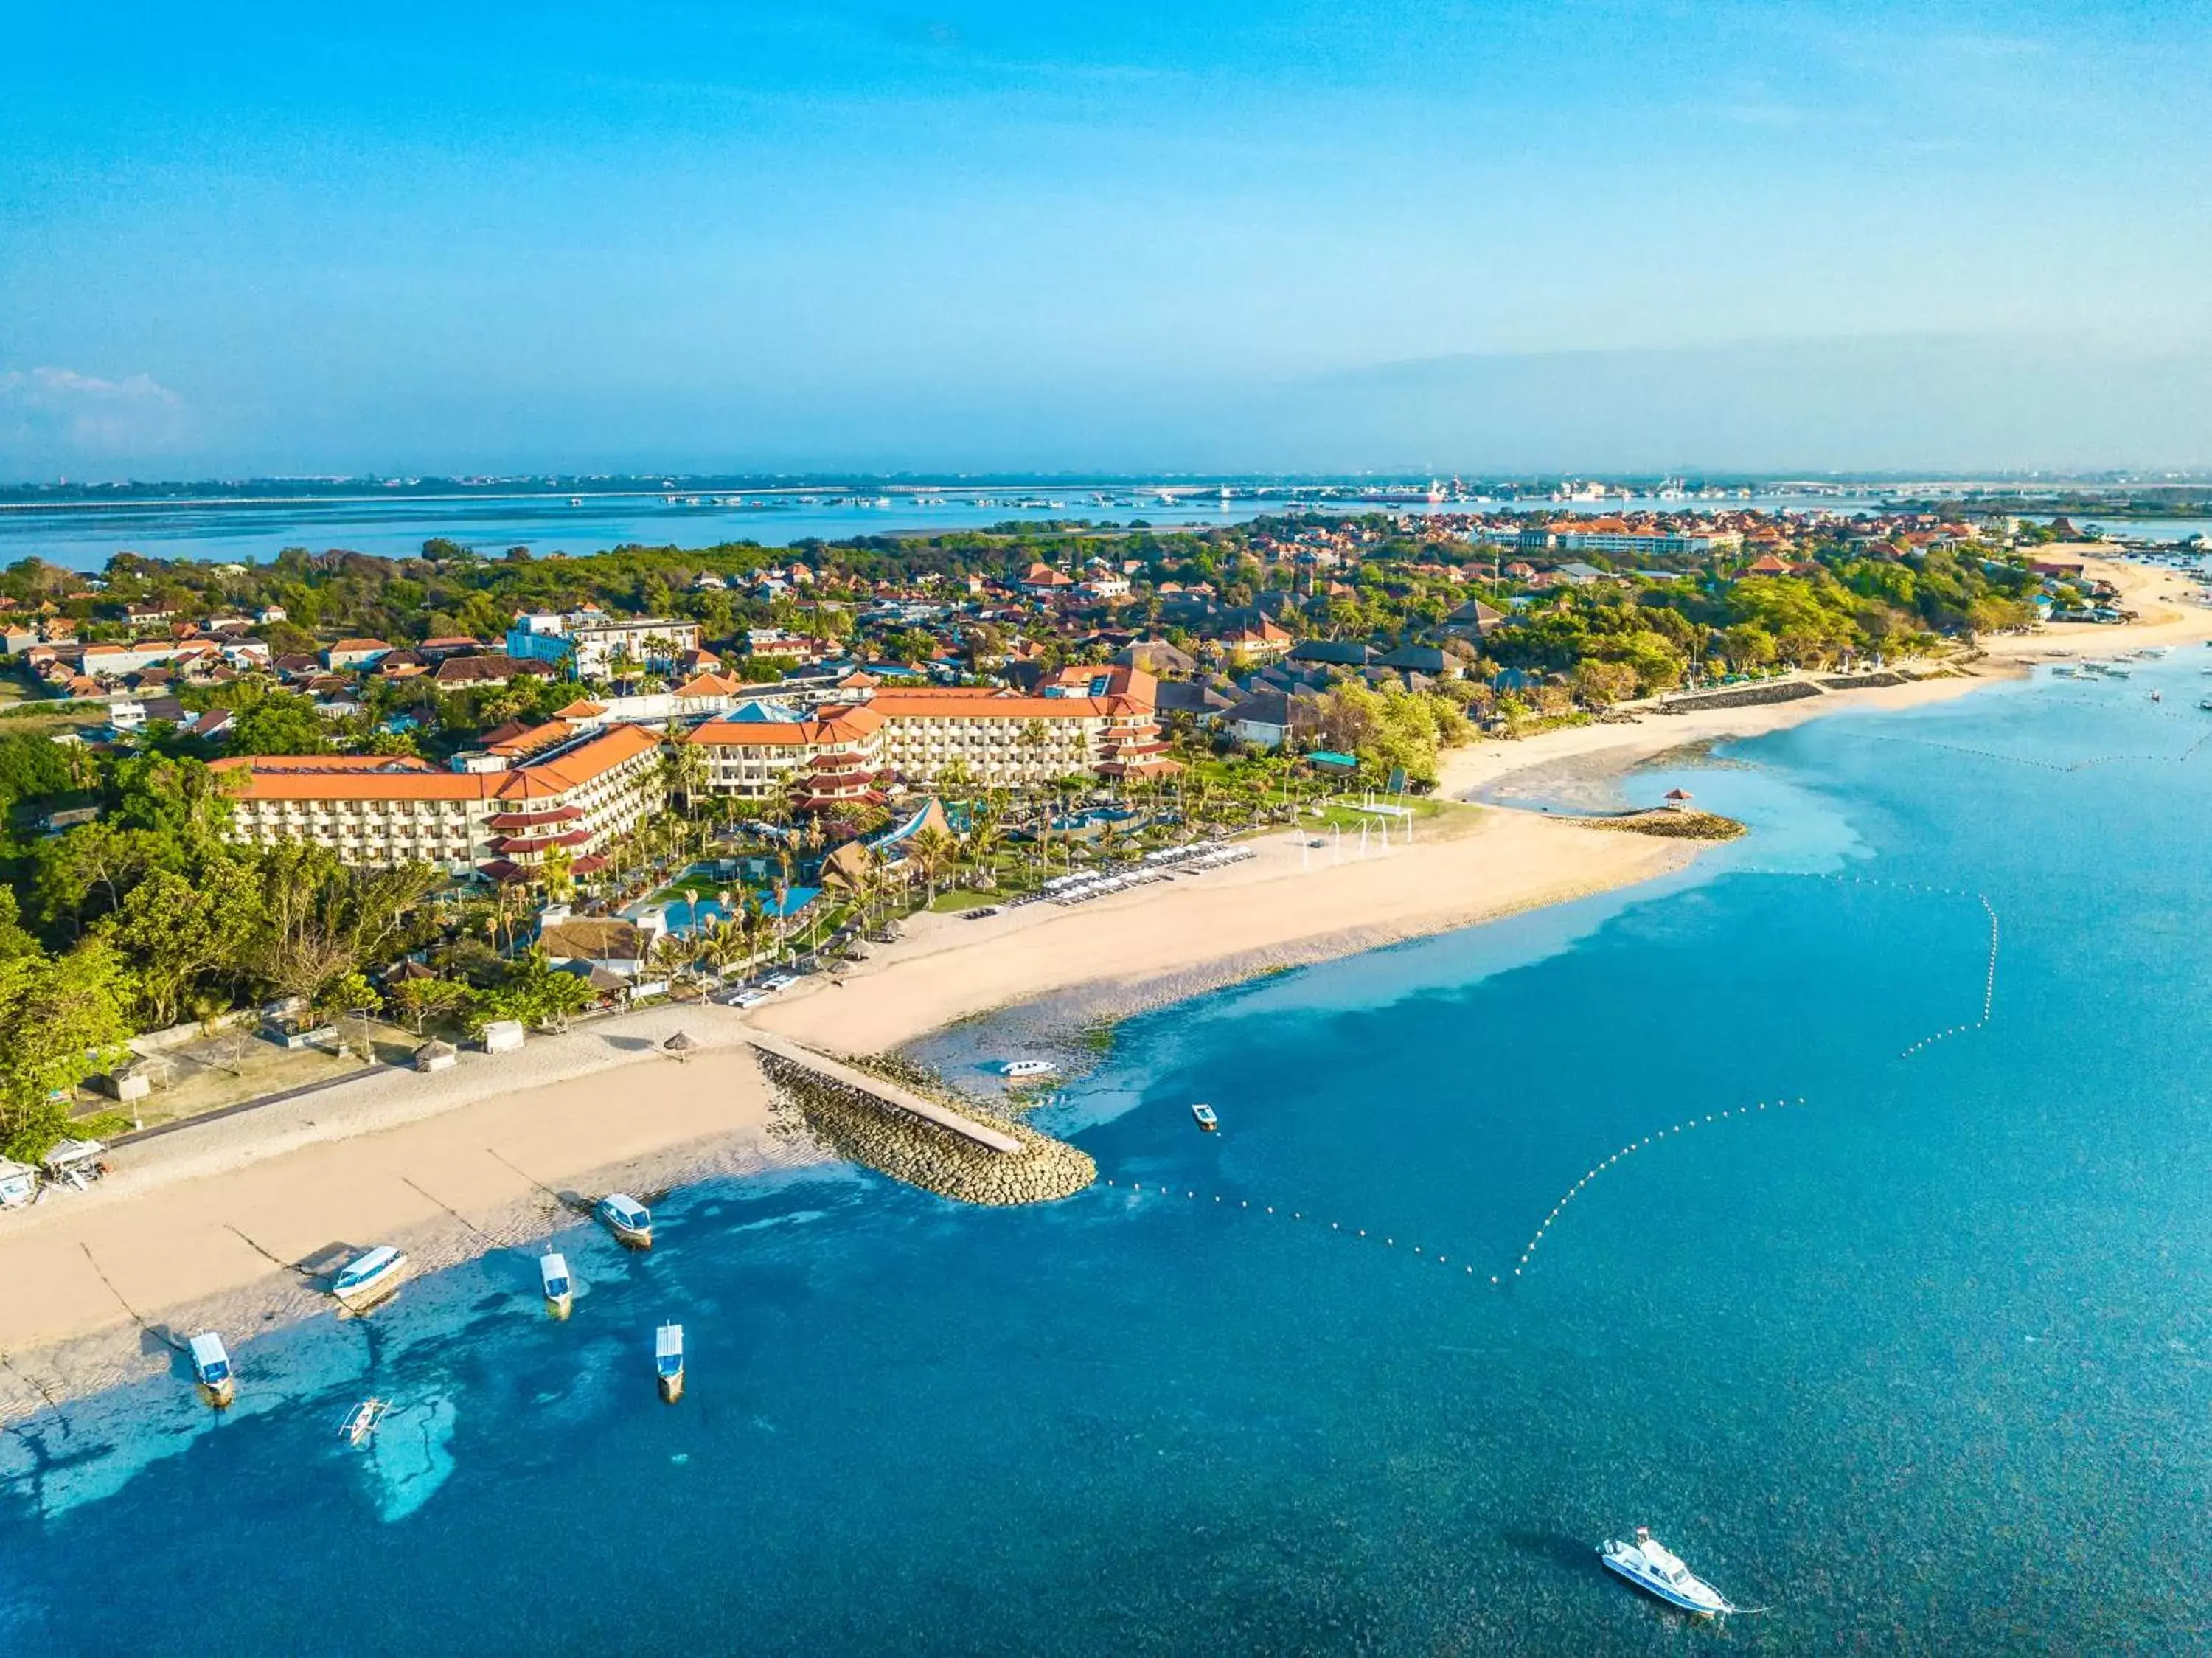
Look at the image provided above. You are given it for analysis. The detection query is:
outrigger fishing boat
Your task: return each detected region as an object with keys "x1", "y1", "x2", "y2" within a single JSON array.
[
  {"x1": 598, "y1": 1193, "x2": 653, "y2": 1249},
  {"x1": 1191, "y1": 1102, "x2": 1219, "y2": 1132},
  {"x1": 338, "y1": 1398, "x2": 389, "y2": 1447},
  {"x1": 1599, "y1": 1527, "x2": 1745, "y2": 1617},
  {"x1": 655, "y1": 1322, "x2": 686, "y2": 1404},
  {"x1": 540, "y1": 1251, "x2": 574, "y2": 1319},
  {"x1": 330, "y1": 1246, "x2": 410, "y2": 1314},
  {"x1": 189, "y1": 1332, "x2": 234, "y2": 1409}
]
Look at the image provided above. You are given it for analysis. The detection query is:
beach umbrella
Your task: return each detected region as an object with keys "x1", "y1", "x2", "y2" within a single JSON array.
[{"x1": 661, "y1": 1031, "x2": 698, "y2": 1064}]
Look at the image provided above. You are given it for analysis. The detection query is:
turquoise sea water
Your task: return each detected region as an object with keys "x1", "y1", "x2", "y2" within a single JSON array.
[{"x1": 7, "y1": 659, "x2": 2212, "y2": 1654}]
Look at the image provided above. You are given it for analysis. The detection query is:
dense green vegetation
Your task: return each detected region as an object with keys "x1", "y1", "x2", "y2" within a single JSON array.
[{"x1": 1484, "y1": 547, "x2": 2039, "y2": 695}]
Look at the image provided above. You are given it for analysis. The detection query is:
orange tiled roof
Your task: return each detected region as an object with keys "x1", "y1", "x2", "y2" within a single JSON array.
[
  {"x1": 212, "y1": 723, "x2": 660, "y2": 804},
  {"x1": 675, "y1": 672, "x2": 745, "y2": 698}
]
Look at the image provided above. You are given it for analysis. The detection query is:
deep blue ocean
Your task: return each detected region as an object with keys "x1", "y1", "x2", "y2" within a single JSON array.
[{"x1": 7, "y1": 656, "x2": 2212, "y2": 1654}]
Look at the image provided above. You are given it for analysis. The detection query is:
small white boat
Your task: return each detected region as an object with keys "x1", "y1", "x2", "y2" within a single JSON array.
[
  {"x1": 540, "y1": 1251, "x2": 574, "y2": 1319},
  {"x1": 655, "y1": 1322, "x2": 686, "y2": 1404},
  {"x1": 599, "y1": 1193, "x2": 653, "y2": 1249},
  {"x1": 1001, "y1": 1060, "x2": 1057, "y2": 1079},
  {"x1": 339, "y1": 1398, "x2": 389, "y2": 1447},
  {"x1": 1599, "y1": 1527, "x2": 1739, "y2": 1616},
  {"x1": 1191, "y1": 1102, "x2": 1219, "y2": 1133},
  {"x1": 330, "y1": 1246, "x2": 410, "y2": 1313},
  {"x1": 189, "y1": 1331, "x2": 234, "y2": 1409}
]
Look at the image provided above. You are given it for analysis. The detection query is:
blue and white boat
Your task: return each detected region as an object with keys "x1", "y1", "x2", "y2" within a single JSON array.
[
  {"x1": 655, "y1": 1322, "x2": 686, "y2": 1403},
  {"x1": 1191, "y1": 1102, "x2": 1219, "y2": 1132},
  {"x1": 599, "y1": 1194, "x2": 653, "y2": 1249},
  {"x1": 540, "y1": 1252, "x2": 574, "y2": 1319},
  {"x1": 189, "y1": 1331, "x2": 234, "y2": 1408},
  {"x1": 1599, "y1": 1528, "x2": 1737, "y2": 1616},
  {"x1": 330, "y1": 1246, "x2": 410, "y2": 1313}
]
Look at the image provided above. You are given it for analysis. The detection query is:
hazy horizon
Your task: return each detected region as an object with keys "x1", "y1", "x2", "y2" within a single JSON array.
[{"x1": 7, "y1": 2, "x2": 2211, "y2": 479}]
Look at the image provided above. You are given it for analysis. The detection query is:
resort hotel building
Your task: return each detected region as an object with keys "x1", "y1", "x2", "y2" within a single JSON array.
[
  {"x1": 211, "y1": 723, "x2": 666, "y2": 879},
  {"x1": 210, "y1": 667, "x2": 1173, "y2": 870},
  {"x1": 685, "y1": 665, "x2": 1178, "y2": 811}
]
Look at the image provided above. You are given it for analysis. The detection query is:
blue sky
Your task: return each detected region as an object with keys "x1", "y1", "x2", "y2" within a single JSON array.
[{"x1": 4, "y1": 1, "x2": 2209, "y2": 477}]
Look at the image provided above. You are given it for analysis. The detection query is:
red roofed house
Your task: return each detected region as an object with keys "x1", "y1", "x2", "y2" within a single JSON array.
[{"x1": 323, "y1": 638, "x2": 394, "y2": 670}]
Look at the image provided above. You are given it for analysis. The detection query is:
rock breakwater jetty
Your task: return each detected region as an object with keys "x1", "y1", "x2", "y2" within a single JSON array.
[
  {"x1": 746, "y1": 1033, "x2": 1094, "y2": 1207},
  {"x1": 1585, "y1": 808, "x2": 1747, "y2": 841}
]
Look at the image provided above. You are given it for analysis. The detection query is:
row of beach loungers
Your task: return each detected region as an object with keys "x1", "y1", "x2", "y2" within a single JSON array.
[{"x1": 1005, "y1": 842, "x2": 1260, "y2": 910}]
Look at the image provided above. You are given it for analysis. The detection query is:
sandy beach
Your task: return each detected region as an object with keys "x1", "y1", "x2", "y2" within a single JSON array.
[{"x1": 3, "y1": 552, "x2": 2204, "y2": 1406}]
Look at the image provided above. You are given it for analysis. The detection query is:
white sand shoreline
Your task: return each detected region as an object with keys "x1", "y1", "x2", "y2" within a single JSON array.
[{"x1": 3, "y1": 553, "x2": 2203, "y2": 1409}]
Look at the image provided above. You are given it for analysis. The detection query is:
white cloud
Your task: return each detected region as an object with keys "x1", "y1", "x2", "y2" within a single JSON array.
[{"x1": 0, "y1": 367, "x2": 191, "y2": 471}]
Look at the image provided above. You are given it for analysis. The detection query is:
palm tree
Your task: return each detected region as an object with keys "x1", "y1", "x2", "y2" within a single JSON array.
[
  {"x1": 737, "y1": 895, "x2": 775, "y2": 976},
  {"x1": 964, "y1": 811, "x2": 1003, "y2": 890},
  {"x1": 661, "y1": 718, "x2": 706, "y2": 811},
  {"x1": 697, "y1": 915, "x2": 745, "y2": 979},
  {"x1": 650, "y1": 930, "x2": 695, "y2": 985},
  {"x1": 538, "y1": 843, "x2": 576, "y2": 903},
  {"x1": 905, "y1": 825, "x2": 956, "y2": 905}
]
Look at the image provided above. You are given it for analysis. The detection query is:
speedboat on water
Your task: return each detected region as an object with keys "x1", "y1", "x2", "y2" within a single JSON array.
[
  {"x1": 599, "y1": 1193, "x2": 653, "y2": 1249},
  {"x1": 330, "y1": 1246, "x2": 410, "y2": 1313},
  {"x1": 1599, "y1": 1527, "x2": 1739, "y2": 1615},
  {"x1": 1001, "y1": 1059, "x2": 1056, "y2": 1079},
  {"x1": 655, "y1": 1322, "x2": 686, "y2": 1404},
  {"x1": 189, "y1": 1332, "x2": 234, "y2": 1408},
  {"x1": 540, "y1": 1251, "x2": 574, "y2": 1319},
  {"x1": 1191, "y1": 1102, "x2": 1219, "y2": 1132}
]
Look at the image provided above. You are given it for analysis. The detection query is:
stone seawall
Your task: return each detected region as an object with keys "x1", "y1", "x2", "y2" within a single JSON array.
[
  {"x1": 751, "y1": 1047, "x2": 1096, "y2": 1207},
  {"x1": 1658, "y1": 680, "x2": 1825, "y2": 714}
]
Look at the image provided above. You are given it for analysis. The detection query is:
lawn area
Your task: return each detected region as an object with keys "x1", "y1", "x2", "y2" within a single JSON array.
[
  {"x1": 1289, "y1": 797, "x2": 1482, "y2": 839},
  {"x1": 927, "y1": 887, "x2": 1004, "y2": 913},
  {"x1": 648, "y1": 867, "x2": 726, "y2": 902}
]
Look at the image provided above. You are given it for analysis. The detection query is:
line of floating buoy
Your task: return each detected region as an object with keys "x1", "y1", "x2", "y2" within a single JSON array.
[
  {"x1": 1506, "y1": 1097, "x2": 1806, "y2": 1281},
  {"x1": 1866, "y1": 723, "x2": 2212, "y2": 775},
  {"x1": 1736, "y1": 870, "x2": 2002, "y2": 1059},
  {"x1": 1899, "y1": 890, "x2": 2000, "y2": 1056},
  {"x1": 1100, "y1": 1176, "x2": 1484, "y2": 1283},
  {"x1": 1107, "y1": 1098, "x2": 1809, "y2": 1290}
]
